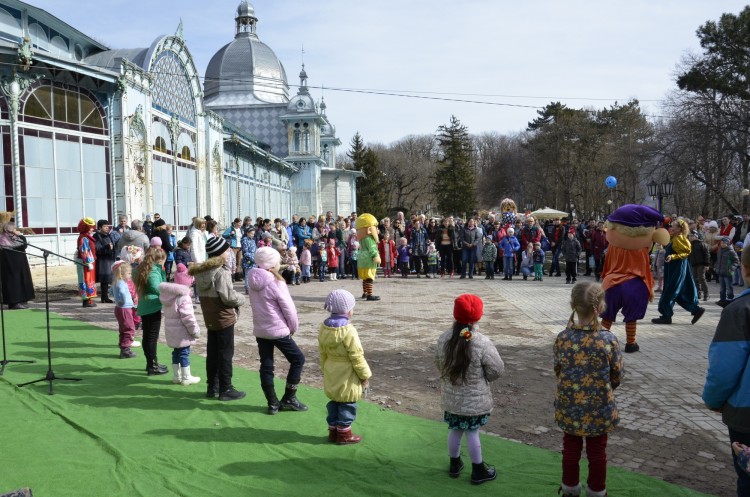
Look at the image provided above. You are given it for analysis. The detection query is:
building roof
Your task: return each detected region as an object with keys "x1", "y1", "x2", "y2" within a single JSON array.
[{"x1": 204, "y1": 2, "x2": 289, "y2": 107}]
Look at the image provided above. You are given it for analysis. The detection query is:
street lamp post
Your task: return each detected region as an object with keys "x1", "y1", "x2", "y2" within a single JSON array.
[{"x1": 648, "y1": 177, "x2": 674, "y2": 216}]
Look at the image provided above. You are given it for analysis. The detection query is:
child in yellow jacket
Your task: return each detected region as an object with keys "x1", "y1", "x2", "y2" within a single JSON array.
[{"x1": 318, "y1": 289, "x2": 372, "y2": 445}]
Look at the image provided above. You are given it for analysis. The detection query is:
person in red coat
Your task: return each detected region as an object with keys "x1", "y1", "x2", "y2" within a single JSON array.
[{"x1": 378, "y1": 231, "x2": 398, "y2": 278}]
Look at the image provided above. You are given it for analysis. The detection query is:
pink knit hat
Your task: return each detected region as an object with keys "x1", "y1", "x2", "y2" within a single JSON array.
[{"x1": 150, "y1": 237, "x2": 162, "y2": 247}]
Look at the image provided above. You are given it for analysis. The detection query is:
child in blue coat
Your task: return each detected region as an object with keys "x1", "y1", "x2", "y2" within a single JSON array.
[{"x1": 499, "y1": 228, "x2": 520, "y2": 281}]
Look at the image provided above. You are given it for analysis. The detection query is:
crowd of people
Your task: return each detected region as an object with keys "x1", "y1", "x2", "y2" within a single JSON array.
[{"x1": 57, "y1": 206, "x2": 750, "y2": 495}]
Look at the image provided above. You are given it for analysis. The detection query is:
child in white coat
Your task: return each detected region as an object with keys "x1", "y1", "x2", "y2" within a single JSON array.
[{"x1": 158, "y1": 282, "x2": 202, "y2": 385}]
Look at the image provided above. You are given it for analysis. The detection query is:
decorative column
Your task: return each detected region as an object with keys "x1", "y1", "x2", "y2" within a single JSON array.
[
  {"x1": 168, "y1": 114, "x2": 181, "y2": 226},
  {"x1": 0, "y1": 71, "x2": 41, "y2": 227}
]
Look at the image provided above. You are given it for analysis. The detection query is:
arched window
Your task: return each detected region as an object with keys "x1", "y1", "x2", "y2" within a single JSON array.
[
  {"x1": 181, "y1": 145, "x2": 191, "y2": 161},
  {"x1": 154, "y1": 136, "x2": 167, "y2": 153},
  {"x1": 22, "y1": 83, "x2": 104, "y2": 131},
  {"x1": 151, "y1": 51, "x2": 196, "y2": 125}
]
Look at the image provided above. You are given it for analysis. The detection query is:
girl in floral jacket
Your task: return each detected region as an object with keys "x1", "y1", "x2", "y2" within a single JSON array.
[{"x1": 554, "y1": 282, "x2": 624, "y2": 497}]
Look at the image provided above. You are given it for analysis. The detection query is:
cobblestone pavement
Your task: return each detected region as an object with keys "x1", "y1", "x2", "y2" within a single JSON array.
[{"x1": 27, "y1": 266, "x2": 735, "y2": 495}]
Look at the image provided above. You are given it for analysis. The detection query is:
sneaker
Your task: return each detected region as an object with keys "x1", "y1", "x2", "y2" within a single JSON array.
[
  {"x1": 147, "y1": 364, "x2": 169, "y2": 375},
  {"x1": 651, "y1": 316, "x2": 672, "y2": 324},
  {"x1": 280, "y1": 395, "x2": 309, "y2": 411},
  {"x1": 219, "y1": 387, "x2": 246, "y2": 401},
  {"x1": 366, "y1": 295, "x2": 381, "y2": 301},
  {"x1": 119, "y1": 348, "x2": 136, "y2": 359},
  {"x1": 130, "y1": 340, "x2": 141, "y2": 348},
  {"x1": 716, "y1": 300, "x2": 729, "y2": 308}
]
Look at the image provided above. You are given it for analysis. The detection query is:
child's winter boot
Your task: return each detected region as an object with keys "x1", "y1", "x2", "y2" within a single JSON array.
[
  {"x1": 279, "y1": 382, "x2": 308, "y2": 411},
  {"x1": 585, "y1": 486, "x2": 607, "y2": 497},
  {"x1": 335, "y1": 426, "x2": 362, "y2": 445},
  {"x1": 449, "y1": 457, "x2": 464, "y2": 478},
  {"x1": 470, "y1": 461, "x2": 496, "y2": 485},
  {"x1": 328, "y1": 426, "x2": 337, "y2": 443},
  {"x1": 558, "y1": 483, "x2": 581, "y2": 496},
  {"x1": 261, "y1": 384, "x2": 281, "y2": 415},
  {"x1": 180, "y1": 366, "x2": 201, "y2": 385},
  {"x1": 172, "y1": 364, "x2": 182, "y2": 384}
]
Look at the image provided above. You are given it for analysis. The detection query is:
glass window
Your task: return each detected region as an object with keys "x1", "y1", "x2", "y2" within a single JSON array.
[
  {"x1": 151, "y1": 51, "x2": 196, "y2": 124},
  {"x1": 154, "y1": 137, "x2": 167, "y2": 153},
  {"x1": 52, "y1": 87, "x2": 66, "y2": 123},
  {"x1": 181, "y1": 145, "x2": 191, "y2": 161},
  {"x1": 67, "y1": 91, "x2": 79, "y2": 124}
]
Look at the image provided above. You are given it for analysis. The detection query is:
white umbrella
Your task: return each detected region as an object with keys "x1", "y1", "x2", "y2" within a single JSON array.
[{"x1": 528, "y1": 207, "x2": 569, "y2": 220}]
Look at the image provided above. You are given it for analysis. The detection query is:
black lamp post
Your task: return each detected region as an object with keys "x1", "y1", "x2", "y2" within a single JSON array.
[{"x1": 647, "y1": 177, "x2": 674, "y2": 216}]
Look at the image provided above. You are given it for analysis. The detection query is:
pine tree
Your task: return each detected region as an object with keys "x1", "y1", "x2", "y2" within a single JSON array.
[
  {"x1": 434, "y1": 116, "x2": 475, "y2": 216},
  {"x1": 350, "y1": 133, "x2": 387, "y2": 218}
]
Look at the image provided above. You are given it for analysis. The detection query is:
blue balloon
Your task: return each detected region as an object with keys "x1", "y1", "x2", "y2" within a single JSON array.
[{"x1": 605, "y1": 176, "x2": 617, "y2": 189}]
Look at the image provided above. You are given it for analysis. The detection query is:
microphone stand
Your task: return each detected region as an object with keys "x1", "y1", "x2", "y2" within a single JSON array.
[
  {"x1": 0, "y1": 246, "x2": 34, "y2": 375},
  {"x1": 17, "y1": 244, "x2": 83, "y2": 394}
]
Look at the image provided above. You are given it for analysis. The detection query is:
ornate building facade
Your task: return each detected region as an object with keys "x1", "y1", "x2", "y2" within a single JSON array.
[{"x1": 0, "y1": 0, "x2": 358, "y2": 261}]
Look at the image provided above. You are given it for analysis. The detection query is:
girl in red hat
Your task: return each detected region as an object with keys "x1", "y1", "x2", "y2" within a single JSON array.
[{"x1": 435, "y1": 293, "x2": 505, "y2": 485}]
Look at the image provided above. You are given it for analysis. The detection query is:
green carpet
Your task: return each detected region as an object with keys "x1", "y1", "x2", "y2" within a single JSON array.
[{"x1": 0, "y1": 310, "x2": 709, "y2": 497}]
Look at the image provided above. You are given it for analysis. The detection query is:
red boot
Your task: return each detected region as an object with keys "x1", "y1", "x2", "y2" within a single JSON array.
[
  {"x1": 328, "y1": 426, "x2": 337, "y2": 443},
  {"x1": 335, "y1": 427, "x2": 362, "y2": 445}
]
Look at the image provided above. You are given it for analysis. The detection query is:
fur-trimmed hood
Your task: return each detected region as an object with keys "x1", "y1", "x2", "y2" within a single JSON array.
[
  {"x1": 188, "y1": 256, "x2": 224, "y2": 276},
  {"x1": 158, "y1": 282, "x2": 190, "y2": 305}
]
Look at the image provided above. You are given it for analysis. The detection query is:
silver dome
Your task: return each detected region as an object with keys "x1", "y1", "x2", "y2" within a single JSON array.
[
  {"x1": 204, "y1": 39, "x2": 288, "y2": 106},
  {"x1": 236, "y1": 1, "x2": 255, "y2": 18}
]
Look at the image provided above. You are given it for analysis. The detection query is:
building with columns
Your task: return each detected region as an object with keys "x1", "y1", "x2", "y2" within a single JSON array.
[{"x1": 0, "y1": 0, "x2": 358, "y2": 262}]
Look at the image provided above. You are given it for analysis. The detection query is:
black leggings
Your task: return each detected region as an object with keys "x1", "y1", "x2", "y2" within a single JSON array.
[
  {"x1": 438, "y1": 245, "x2": 453, "y2": 273},
  {"x1": 141, "y1": 311, "x2": 162, "y2": 369}
]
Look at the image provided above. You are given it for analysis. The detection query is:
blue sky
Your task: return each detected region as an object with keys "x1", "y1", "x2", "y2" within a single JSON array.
[{"x1": 29, "y1": 0, "x2": 750, "y2": 146}]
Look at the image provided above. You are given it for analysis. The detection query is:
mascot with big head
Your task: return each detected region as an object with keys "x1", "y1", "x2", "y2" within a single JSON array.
[
  {"x1": 500, "y1": 198, "x2": 518, "y2": 228},
  {"x1": 600, "y1": 205, "x2": 669, "y2": 353},
  {"x1": 355, "y1": 214, "x2": 381, "y2": 301}
]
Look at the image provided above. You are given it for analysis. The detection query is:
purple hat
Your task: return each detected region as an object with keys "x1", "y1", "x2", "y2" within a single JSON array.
[{"x1": 607, "y1": 204, "x2": 663, "y2": 228}]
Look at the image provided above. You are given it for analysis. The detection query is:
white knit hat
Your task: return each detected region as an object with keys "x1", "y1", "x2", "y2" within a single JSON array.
[
  {"x1": 324, "y1": 289, "x2": 356, "y2": 315},
  {"x1": 255, "y1": 246, "x2": 281, "y2": 270}
]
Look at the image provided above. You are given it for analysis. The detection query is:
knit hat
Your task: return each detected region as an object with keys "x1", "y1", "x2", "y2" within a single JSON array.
[
  {"x1": 708, "y1": 220, "x2": 719, "y2": 230},
  {"x1": 245, "y1": 226, "x2": 256, "y2": 234},
  {"x1": 324, "y1": 289, "x2": 356, "y2": 315},
  {"x1": 689, "y1": 230, "x2": 699, "y2": 237},
  {"x1": 255, "y1": 246, "x2": 281, "y2": 270},
  {"x1": 111, "y1": 260, "x2": 124, "y2": 273},
  {"x1": 205, "y1": 236, "x2": 230, "y2": 258},
  {"x1": 154, "y1": 219, "x2": 166, "y2": 229},
  {"x1": 454, "y1": 294, "x2": 483, "y2": 324},
  {"x1": 150, "y1": 236, "x2": 162, "y2": 247},
  {"x1": 289, "y1": 246, "x2": 297, "y2": 254},
  {"x1": 507, "y1": 227, "x2": 515, "y2": 235}
]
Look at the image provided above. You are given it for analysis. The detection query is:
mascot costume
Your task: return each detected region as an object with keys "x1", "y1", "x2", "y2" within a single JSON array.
[
  {"x1": 76, "y1": 217, "x2": 98, "y2": 307},
  {"x1": 652, "y1": 218, "x2": 705, "y2": 326},
  {"x1": 355, "y1": 214, "x2": 381, "y2": 301},
  {"x1": 600, "y1": 205, "x2": 668, "y2": 353},
  {"x1": 500, "y1": 198, "x2": 518, "y2": 228}
]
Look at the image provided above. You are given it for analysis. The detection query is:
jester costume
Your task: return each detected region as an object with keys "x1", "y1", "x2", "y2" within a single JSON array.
[
  {"x1": 653, "y1": 219, "x2": 704, "y2": 324},
  {"x1": 76, "y1": 217, "x2": 97, "y2": 305}
]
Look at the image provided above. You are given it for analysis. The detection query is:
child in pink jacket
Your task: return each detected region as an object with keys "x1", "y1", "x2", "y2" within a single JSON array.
[
  {"x1": 247, "y1": 247, "x2": 307, "y2": 415},
  {"x1": 173, "y1": 262, "x2": 194, "y2": 296},
  {"x1": 158, "y1": 282, "x2": 201, "y2": 385}
]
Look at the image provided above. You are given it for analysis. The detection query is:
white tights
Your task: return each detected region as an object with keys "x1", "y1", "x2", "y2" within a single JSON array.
[{"x1": 448, "y1": 429, "x2": 482, "y2": 464}]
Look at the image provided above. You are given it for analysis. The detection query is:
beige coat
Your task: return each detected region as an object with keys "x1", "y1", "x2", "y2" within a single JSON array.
[
  {"x1": 189, "y1": 256, "x2": 245, "y2": 331},
  {"x1": 434, "y1": 328, "x2": 505, "y2": 416},
  {"x1": 319, "y1": 323, "x2": 372, "y2": 403}
]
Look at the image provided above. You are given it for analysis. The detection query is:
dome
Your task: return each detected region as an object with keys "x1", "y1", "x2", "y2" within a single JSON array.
[
  {"x1": 287, "y1": 93, "x2": 316, "y2": 113},
  {"x1": 204, "y1": 5, "x2": 289, "y2": 106},
  {"x1": 236, "y1": 1, "x2": 255, "y2": 18}
]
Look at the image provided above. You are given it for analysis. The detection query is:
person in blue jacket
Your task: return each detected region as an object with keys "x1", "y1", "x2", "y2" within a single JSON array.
[
  {"x1": 499, "y1": 227, "x2": 520, "y2": 280},
  {"x1": 703, "y1": 246, "x2": 750, "y2": 496},
  {"x1": 294, "y1": 218, "x2": 312, "y2": 251}
]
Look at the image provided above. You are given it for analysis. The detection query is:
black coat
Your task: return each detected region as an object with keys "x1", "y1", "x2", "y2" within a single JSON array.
[
  {"x1": 0, "y1": 235, "x2": 35, "y2": 305},
  {"x1": 154, "y1": 228, "x2": 173, "y2": 253},
  {"x1": 93, "y1": 231, "x2": 115, "y2": 284}
]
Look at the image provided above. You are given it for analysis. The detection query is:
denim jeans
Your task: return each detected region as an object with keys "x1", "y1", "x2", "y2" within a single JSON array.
[
  {"x1": 720, "y1": 275, "x2": 735, "y2": 301},
  {"x1": 551, "y1": 246, "x2": 562, "y2": 274},
  {"x1": 484, "y1": 261, "x2": 495, "y2": 278},
  {"x1": 520, "y1": 265, "x2": 532, "y2": 277},
  {"x1": 461, "y1": 248, "x2": 476, "y2": 277},
  {"x1": 326, "y1": 401, "x2": 358, "y2": 427},
  {"x1": 256, "y1": 335, "x2": 306, "y2": 387},
  {"x1": 206, "y1": 325, "x2": 235, "y2": 393},
  {"x1": 301, "y1": 265, "x2": 311, "y2": 278},
  {"x1": 735, "y1": 266, "x2": 745, "y2": 286},
  {"x1": 171, "y1": 346, "x2": 191, "y2": 367},
  {"x1": 338, "y1": 250, "x2": 347, "y2": 278},
  {"x1": 730, "y1": 427, "x2": 750, "y2": 496},
  {"x1": 503, "y1": 256, "x2": 514, "y2": 277},
  {"x1": 318, "y1": 263, "x2": 326, "y2": 281}
]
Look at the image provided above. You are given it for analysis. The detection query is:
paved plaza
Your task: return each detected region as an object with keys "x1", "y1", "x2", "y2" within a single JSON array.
[{"x1": 29, "y1": 266, "x2": 734, "y2": 495}]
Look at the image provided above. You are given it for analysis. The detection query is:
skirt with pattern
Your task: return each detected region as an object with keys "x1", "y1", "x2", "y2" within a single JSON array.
[{"x1": 444, "y1": 411, "x2": 490, "y2": 431}]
